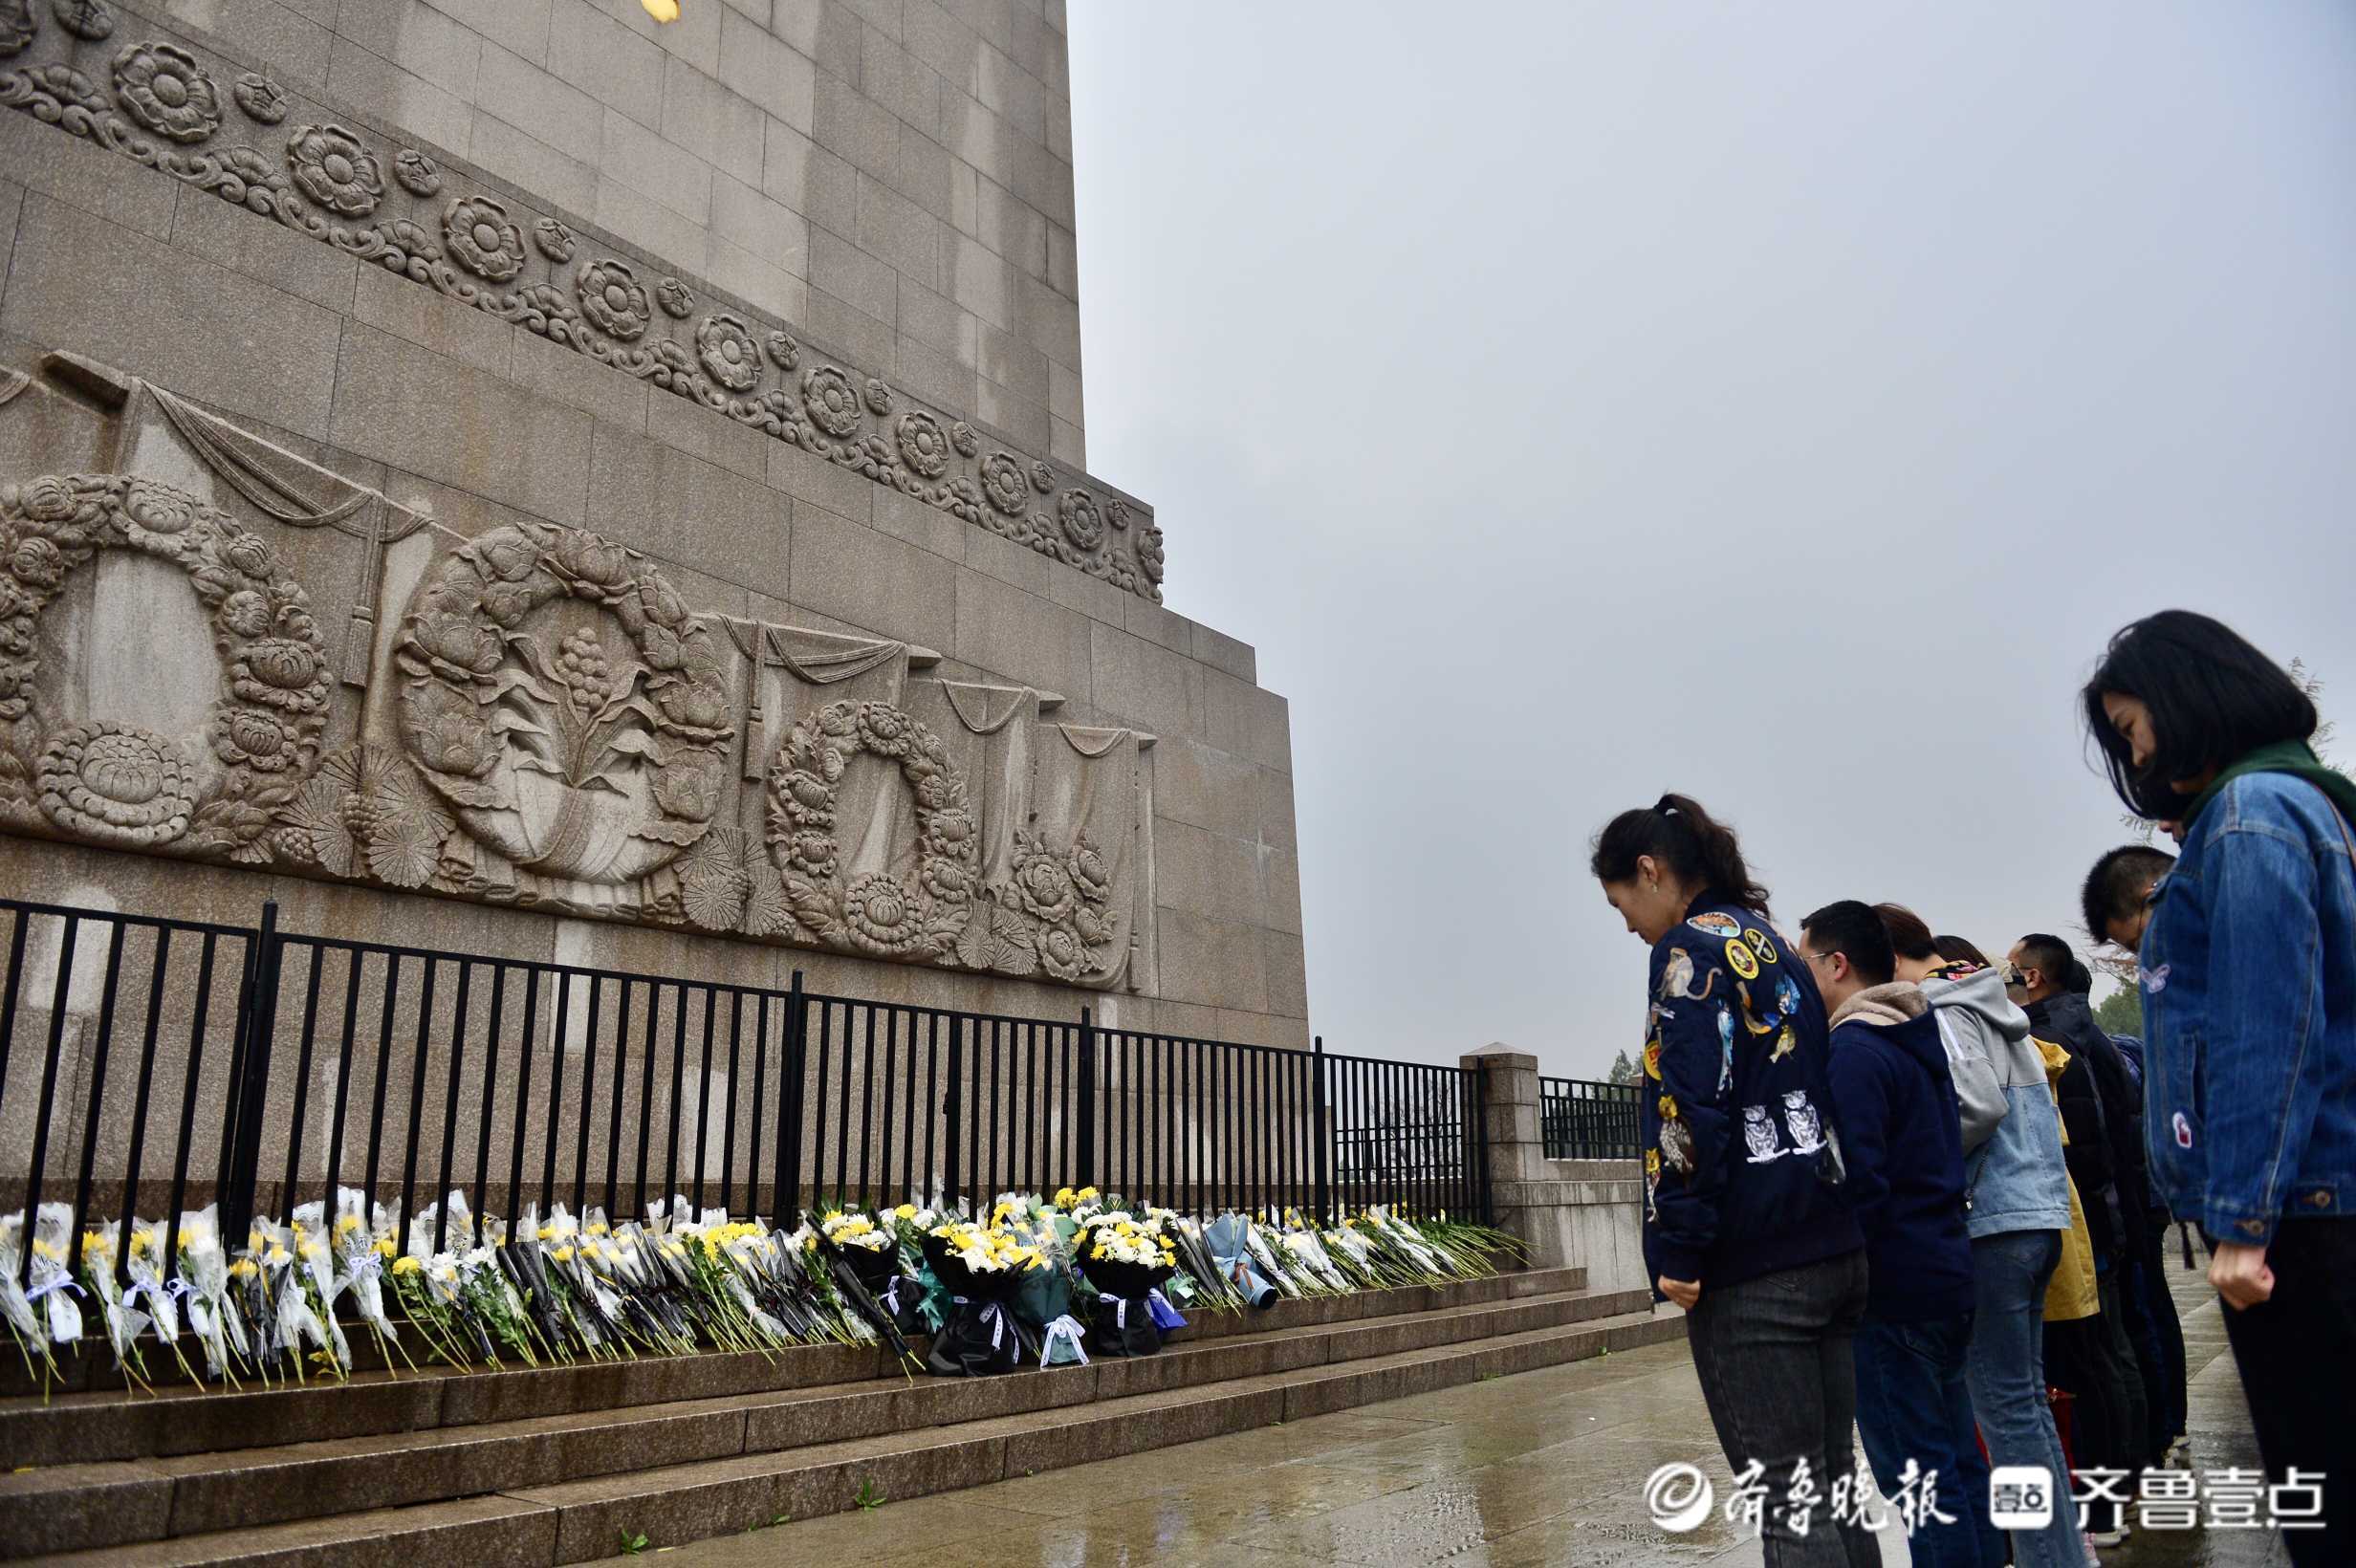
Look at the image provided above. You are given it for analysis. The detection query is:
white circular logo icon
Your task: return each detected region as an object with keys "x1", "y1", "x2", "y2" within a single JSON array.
[{"x1": 1646, "y1": 1461, "x2": 1715, "y2": 1533}]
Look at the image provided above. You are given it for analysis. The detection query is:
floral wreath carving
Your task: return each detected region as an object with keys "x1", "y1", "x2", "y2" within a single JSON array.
[
  {"x1": 953, "y1": 828, "x2": 1121, "y2": 981},
  {"x1": 0, "y1": 473, "x2": 332, "y2": 859},
  {"x1": 395, "y1": 522, "x2": 733, "y2": 889},
  {"x1": 763, "y1": 699, "x2": 976, "y2": 959}
]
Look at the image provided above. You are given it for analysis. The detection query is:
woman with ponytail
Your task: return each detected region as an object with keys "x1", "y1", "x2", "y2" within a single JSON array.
[{"x1": 1592, "y1": 795, "x2": 1870, "y2": 1566}]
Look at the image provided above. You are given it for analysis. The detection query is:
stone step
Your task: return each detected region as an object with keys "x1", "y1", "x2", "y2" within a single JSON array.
[
  {"x1": 1, "y1": 1282, "x2": 1647, "y2": 1557},
  {"x1": 20, "y1": 1301, "x2": 1680, "y2": 1566},
  {"x1": 0, "y1": 1266, "x2": 1584, "y2": 1468}
]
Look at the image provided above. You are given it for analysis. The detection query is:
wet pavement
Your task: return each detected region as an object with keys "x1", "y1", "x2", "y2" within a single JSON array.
[{"x1": 628, "y1": 1252, "x2": 2285, "y2": 1566}]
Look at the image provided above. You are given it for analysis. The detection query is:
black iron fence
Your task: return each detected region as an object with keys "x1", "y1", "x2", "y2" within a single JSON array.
[
  {"x1": 1538, "y1": 1076, "x2": 1643, "y2": 1160},
  {"x1": 0, "y1": 897, "x2": 1490, "y2": 1288}
]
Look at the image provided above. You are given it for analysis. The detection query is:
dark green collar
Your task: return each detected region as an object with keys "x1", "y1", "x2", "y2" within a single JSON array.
[{"x1": 2182, "y1": 740, "x2": 2356, "y2": 835}]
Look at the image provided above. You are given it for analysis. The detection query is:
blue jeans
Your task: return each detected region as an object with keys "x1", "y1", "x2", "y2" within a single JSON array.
[
  {"x1": 1853, "y1": 1312, "x2": 1996, "y2": 1568},
  {"x1": 1965, "y1": 1230, "x2": 2083, "y2": 1568},
  {"x1": 1687, "y1": 1250, "x2": 1880, "y2": 1567}
]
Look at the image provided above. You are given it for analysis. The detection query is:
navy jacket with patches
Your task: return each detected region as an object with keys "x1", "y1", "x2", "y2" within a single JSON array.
[{"x1": 1639, "y1": 895, "x2": 1864, "y2": 1296}]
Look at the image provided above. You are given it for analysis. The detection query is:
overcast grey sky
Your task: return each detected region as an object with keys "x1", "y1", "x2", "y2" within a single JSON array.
[{"x1": 1065, "y1": 3, "x2": 2356, "y2": 1078}]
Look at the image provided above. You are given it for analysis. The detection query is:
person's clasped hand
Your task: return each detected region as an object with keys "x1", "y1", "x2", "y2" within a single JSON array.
[
  {"x1": 2209, "y1": 1241, "x2": 2275, "y2": 1310},
  {"x1": 1656, "y1": 1274, "x2": 1701, "y2": 1310}
]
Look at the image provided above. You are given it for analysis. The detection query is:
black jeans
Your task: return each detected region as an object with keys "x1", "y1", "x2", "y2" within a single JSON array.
[
  {"x1": 2125, "y1": 1225, "x2": 2186, "y2": 1449},
  {"x1": 1687, "y1": 1250, "x2": 1878, "y2": 1567},
  {"x1": 2043, "y1": 1269, "x2": 2145, "y2": 1535},
  {"x1": 2214, "y1": 1218, "x2": 2356, "y2": 1568}
]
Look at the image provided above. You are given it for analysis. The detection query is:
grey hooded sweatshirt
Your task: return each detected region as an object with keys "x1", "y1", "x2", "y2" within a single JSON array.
[{"x1": 1917, "y1": 961, "x2": 2072, "y2": 1237}]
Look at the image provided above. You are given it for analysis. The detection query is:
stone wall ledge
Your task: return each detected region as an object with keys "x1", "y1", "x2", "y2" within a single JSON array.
[{"x1": 0, "y1": 1, "x2": 1166, "y2": 602}]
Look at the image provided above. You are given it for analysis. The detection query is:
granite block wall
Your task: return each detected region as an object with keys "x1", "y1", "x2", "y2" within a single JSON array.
[
  {"x1": 135, "y1": 0, "x2": 1088, "y2": 466},
  {"x1": 0, "y1": 0, "x2": 1306, "y2": 1053}
]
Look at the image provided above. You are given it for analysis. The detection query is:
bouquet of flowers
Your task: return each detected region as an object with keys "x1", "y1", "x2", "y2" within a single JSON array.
[
  {"x1": 920, "y1": 1216, "x2": 1037, "y2": 1376},
  {"x1": 1076, "y1": 1208, "x2": 1180, "y2": 1358}
]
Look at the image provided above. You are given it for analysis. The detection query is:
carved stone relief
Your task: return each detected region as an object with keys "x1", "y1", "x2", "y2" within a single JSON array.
[
  {"x1": 0, "y1": 360, "x2": 1158, "y2": 991},
  {"x1": 0, "y1": 12, "x2": 1165, "y2": 599}
]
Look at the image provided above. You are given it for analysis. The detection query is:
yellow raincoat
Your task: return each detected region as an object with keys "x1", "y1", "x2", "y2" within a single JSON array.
[{"x1": 2038, "y1": 1037, "x2": 2100, "y2": 1323}]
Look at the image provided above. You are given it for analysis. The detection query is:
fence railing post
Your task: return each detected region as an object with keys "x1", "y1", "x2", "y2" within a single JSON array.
[
  {"x1": 942, "y1": 1013, "x2": 965, "y2": 1210},
  {"x1": 1075, "y1": 1006, "x2": 1097, "y2": 1191},
  {"x1": 221, "y1": 900, "x2": 283, "y2": 1248},
  {"x1": 1472, "y1": 1056, "x2": 1492, "y2": 1225},
  {"x1": 1311, "y1": 1034, "x2": 1330, "y2": 1223},
  {"x1": 778, "y1": 970, "x2": 805, "y2": 1220}
]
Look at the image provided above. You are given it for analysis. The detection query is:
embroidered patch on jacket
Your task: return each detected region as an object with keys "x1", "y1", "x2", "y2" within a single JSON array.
[
  {"x1": 1743, "y1": 927, "x2": 1778, "y2": 964},
  {"x1": 2172, "y1": 1111, "x2": 2192, "y2": 1149},
  {"x1": 2143, "y1": 964, "x2": 2171, "y2": 993},
  {"x1": 1725, "y1": 938, "x2": 1760, "y2": 981},
  {"x1": 1741, "y1": 1104, "x2": 1787, "y2": 1163},
  {"x1": 1658, "y1": 947, "x2": 1717, "y2": 1002},
  {"x1": 1688, "y1": 912, "x2": 1741, "y2": 939},
  {"x1": 1782, "y1": 1090, "x2": 1826, "y2": 1155}
]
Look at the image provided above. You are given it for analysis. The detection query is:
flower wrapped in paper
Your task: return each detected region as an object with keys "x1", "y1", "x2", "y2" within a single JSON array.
[
  {"x1": 920, "y1": 1217, "x2": 1037, "y2": 1376},
  {"x1": 1075, "y1": 1208, "x2": 1179, "y2": 1358},
  {"x1": 1200, "y1": 1213, "x2": 1280, "y2": 1309}
]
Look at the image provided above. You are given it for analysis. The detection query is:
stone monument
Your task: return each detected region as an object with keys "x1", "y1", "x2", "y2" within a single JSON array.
[{"x1": 0, "y1": 0, "x2": 1305, "y2": 1047}]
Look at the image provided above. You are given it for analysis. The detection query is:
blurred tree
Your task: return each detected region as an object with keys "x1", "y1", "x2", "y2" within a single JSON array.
[
  {"x1": 2095, "y1": 986, "x2": 2144, "y2": 1039},
  {"x1": 1606, "y1": 1047, "x2": 1639, "y2": 1084}
]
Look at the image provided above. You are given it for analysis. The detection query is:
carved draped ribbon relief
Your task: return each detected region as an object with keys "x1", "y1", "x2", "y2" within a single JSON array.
[
  {"x1": 0, "y1": 372, "x2": 1146, "y2": 991},
  {"x1": 0, "y1": 11, "x2": 1165, "y2": 599}
]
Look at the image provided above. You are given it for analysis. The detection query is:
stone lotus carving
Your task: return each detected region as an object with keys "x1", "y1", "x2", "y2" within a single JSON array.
[
  {"x1": 576, "y1": 257, "x2": 649, "y2": 340},
  {"x1": 53, "y1": 0, "x2": 110, "y2": 42},
  {"x1": 896, "y1": 411, "x2": 949, "y2": 478},
  {"x1": 395, "y1": 522, "x2": 733, "y2": 894},
  {"x1": 1138, "y1": 525, "x2": 1166, "y2": 584},
  {"x1": 230, "y1": 70, "x2": 283, "y2": 124},
  {"x1": 113, "y1": 40, "x2": 216, "y2": 143},
  {"x1": 285, "y1": 122, "x2": 382, "y2": 217},
  {"x1": 37, "y1": 720, "x2": 193, "y2": 846},
  {"x1": 0, "y1": 22, "x2": 1167, "y2": 601},
  {"x1": 800, "y1": 365, "x2": 862, "y2": 438},
  {"x1": 979, "y1": 452, "x2": 1028, "y2": 517},
  {"x1": 764, "y1": 699, "x2": 975, "y2": 959},
  {"x1": 393, "y1": 147, "x2": 441, "y2": 197},
  {"x1": 0, "y1": 473, "x2": 332, "y2": 860},
  {"x1": 695, "y1": 314, "x2": 759, "y2": 392},
  {"x1": 1058, "y1": 490, "x2": 1104, "y2": 554},
  {"x1": 443, "y1": 194, "x2": 523, "y2": 281},
  {"x1": 0, "y1": 0, "x2": 33, "y2": 55}
]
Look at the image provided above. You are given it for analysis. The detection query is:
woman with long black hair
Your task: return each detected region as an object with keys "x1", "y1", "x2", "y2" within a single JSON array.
[
  {"x1": 1591, "y1": 795, "x2": 1870, "y2": 1567},
  {"x1": 2083, "y1": 610, "x2": 2356, "y2": 1563}
]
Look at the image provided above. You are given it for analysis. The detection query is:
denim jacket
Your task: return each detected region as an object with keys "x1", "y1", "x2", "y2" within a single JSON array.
[{"x1": 2139, "y1": 773, "x2": 2356, "y2": 1244}]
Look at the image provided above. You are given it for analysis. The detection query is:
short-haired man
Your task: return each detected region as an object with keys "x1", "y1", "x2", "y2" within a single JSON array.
[
  {"x1": 1877, "y1": 903, "x2": 2081, "y2": 1568},
  {"x1": 2009, "y1": 933, "x2": 2152, "y2": 1542},
  {"x1": 1802, "y1": 901, "x2": 1991, "y2": 1564},
  {"x1": 2082, "y1": 843, "x2": 2177, "y2": 954}
]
